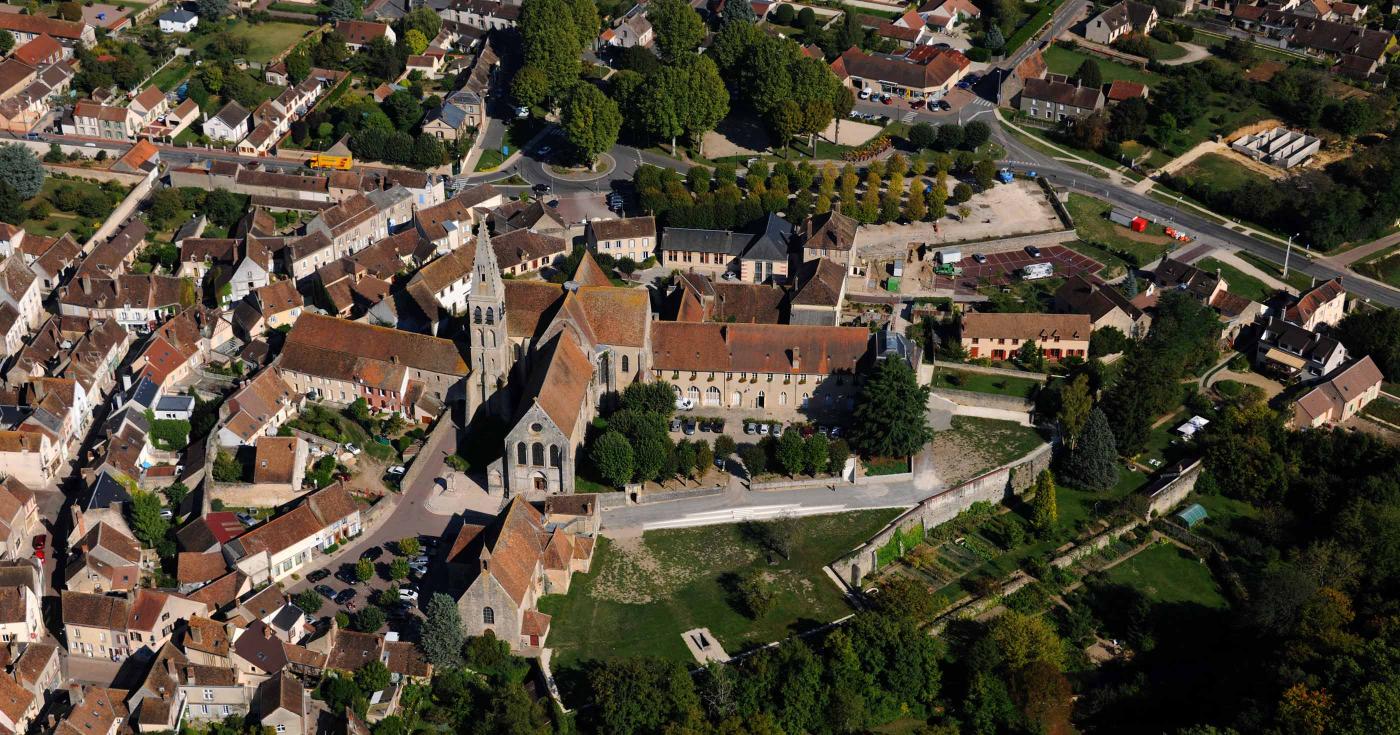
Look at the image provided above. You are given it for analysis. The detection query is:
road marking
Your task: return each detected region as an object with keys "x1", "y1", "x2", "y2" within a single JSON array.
[{"x1": 641, "y1": 503, "x2": 850, "y2": 530}]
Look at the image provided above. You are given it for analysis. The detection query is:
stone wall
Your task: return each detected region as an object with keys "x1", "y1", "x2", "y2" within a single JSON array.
[
  {"x1": 932, "y1": 387, "x2": 1034, "y2": 412},
  {"x1": 88, "y1": 168, "x2": 159, "y2": 248},
  {"x1": 1143, "y1": 458, "x2": 1203, "y2": 518},
  {"x1": 828, "y1": 442, "x2": 1052, "y2": 588}
]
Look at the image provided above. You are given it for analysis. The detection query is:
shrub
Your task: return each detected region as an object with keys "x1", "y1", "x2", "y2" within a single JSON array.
[{"x1": 965, "y1": 47, "x2": 991, "y2": 62}]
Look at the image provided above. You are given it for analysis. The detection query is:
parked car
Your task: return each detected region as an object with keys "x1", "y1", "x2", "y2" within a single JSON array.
[
  {"x1": 910, "y1": 98, "x2": 925, "y2": 109},
  {"x1": 159, "y1": 509, "x2": 173, "y2": 519},
  {"x1": 387, "y1": 465, "x2": 406, "y2": 476},
  {"x1": 307, "y1": 569, "x2": 330, "y2": 583},
  {"x1": 772, "y1": 424, "x2": 784, "y2": 438},
  {"x1": 972, "y1": 253, "x2": 988, "y2": 264},
  {"x1": 744, "y1": 422, "x2": 756, "y2": 434},
  {"x1": 399, "y1": 588, "x2": 419, "y2": 603},
  {"x1": 334, "y1": 588, "x2": 356, "y2": 606},
  {"x1": 799, "y1": 425, "x2": 815, "y2": 438},
  {"x1": 344, "y1": 443, "x2": 361, "y2": 455},
  {"x1": 316, "y1": 584, "x2": 336, "y2": 599},
  {"x1": 1024, "y1": 245, "x2": 1042, "y2": 258},
  {"x1": 830, "y1": 426, "x2": 843, "y2": 438},
  {"x1": 532, "y1": 183, "x2": 552, "y2": 194},
  {"x1": 536, "y1": 145, "x2": 552, "y2": 157},
  {"x1": 411, "y1": 555, "x2": 429, "y2": 566},
  {"x1": 360, "y1": 546, "x2": 383, "y2": 562},
  {"x1": 683, "y1": 421, "x2": 696, "y2": 436},
  {"x1": 758, "y1": 423, "x2": 770, "y2": 435},
  {"x1": 937, "y1": 100, "x2": 951, "y2": 111},
  {"x1": 236, "y1": 512, "x2": 256, "y2": 526},
  {"x1": 336, "y1": 568, "x2": 360, "y2": 585},
  {"x1": 858, "y1": 88, "x2": 872, "y2": 100},
  {"x1": 675, "y1": 397, "x2": 695, "y2": 410},
  {"x1": 514, "y1": 106, "x2": 529, "y2": 118},
  {"x1": 670, "y1": 418, "x2": 682, "y2": 432}
]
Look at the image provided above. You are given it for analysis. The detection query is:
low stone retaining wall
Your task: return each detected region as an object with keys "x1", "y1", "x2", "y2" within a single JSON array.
[
  {"x1": 750, "y1": 475, "x2": 847, "y2": 492},
  {"x1": 637, "y1": 485, "x2": 725, "y2": 504},
  {"x1": 829, "y1": 442, "x2": 1052, "y2": 588},
  {"x1": 933, "y1": 387, "x2": 1034, "y2": 411}
]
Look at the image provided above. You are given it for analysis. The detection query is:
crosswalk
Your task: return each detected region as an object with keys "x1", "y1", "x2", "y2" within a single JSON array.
[{"x1": 901, "y1": 111, "x2": 917, "y2": 123}]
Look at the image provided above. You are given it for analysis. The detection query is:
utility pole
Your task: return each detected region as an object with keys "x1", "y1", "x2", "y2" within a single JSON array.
[{"x1": 1282, "y1": 233, "x2": 1294, "y2": 278}]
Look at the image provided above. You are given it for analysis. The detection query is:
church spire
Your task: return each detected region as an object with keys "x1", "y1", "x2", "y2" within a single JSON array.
[{"x1": 472, "y1": 220, "x2": 504, "y2": 305}]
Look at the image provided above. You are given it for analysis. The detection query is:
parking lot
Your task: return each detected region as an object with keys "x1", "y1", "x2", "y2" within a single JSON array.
[
  {"x1": 920, "y1": 244, "x2": 1105, "y2": 291},
  {"x1": 286, "y1": 536, "x2": 441, "y2": 635}
]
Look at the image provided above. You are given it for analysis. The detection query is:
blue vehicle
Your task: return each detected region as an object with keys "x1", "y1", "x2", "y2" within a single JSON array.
[{"x1": 996, "y1": 169, "x2": 1014, "y2": 184}]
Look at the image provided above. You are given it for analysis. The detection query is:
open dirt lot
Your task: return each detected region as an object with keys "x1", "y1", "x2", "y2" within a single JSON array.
[
  {"x1": 703, "y1": 116, "x2": 771, "y2": 159},
  {"x1": 918, "y1": 244, "x2": 1104, "y2": 292},
  {"x1": 819, "y1": 118, "x2": 883, "y2": 146},
  {"x1": 855, "y1": 180, "x2": 1062, "y2": 261}
]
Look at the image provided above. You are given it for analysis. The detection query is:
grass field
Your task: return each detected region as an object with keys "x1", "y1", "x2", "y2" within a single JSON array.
[
  {"x1": 149, "y1": 61, "x2": 192, "y2": 92},
  {"x1": 22, "y1": 178, "x2": 116, "y2": 242},
  {"x1": 1062, "y1": 239, "x2": 1132, "y2": 278},
  {"x1": 1236, "y1": 250, "x2": 1315, "y2": 292},
  {"x1": 1105, "y1": 543, "x2": 1227, "y2": 609},
  {"x1": 1067, "y1": 193, "x2": 1175, "y2": 265},
  {"x1": 931, "y1": 369, "x2": 1042, "y2": 399},
  {"x1": 1195, "y1": 257, "x2": 1275, "y2": 302},
  {"x1": 194, "y1": 20, "x2": 310, "y2": 63},
  {"x1": 1138, "y1": 408, "x2": 1188, "y2": 468},
  {"x1": 1043, "y1": 46, "x2": 1163, "y2": 87},
  {"x1": 1363, "y1": 397, "x2": 1400, "y2": 427},
  {"x1": 538, "y1": 510, "x2": 901, "y2": 697},
  {"x1": 1147, "y1": 38, "x2": 1188, "y2": 60},
  {"x1": 474, "y1": 149, "x2": 506, "y2": 171},
  {"x1": 1175, "y1": 152, "x2": 1274, "y2": 193},
  {"x1": 1354, "y1": 244, "x2": 1400, "y2": 288}
]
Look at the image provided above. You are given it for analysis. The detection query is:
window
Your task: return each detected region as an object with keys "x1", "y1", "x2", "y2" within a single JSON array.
[
  {"x1": 622, "y1": 355, "x2": 629, "y2": 373},
  {"x1": 549, "y1": 445, "x2": 561, "y2": 467},
  {"x1": 276, "y1": 727, "x2": 286, "y2": 734},
  {"x1": 486, "y1": 307, "x2": 494, "y2": 324},
  {"x1": 474, "y1": 306, "x2": 482, "y2": 324},
  {"x1": 516, "y1": 442, "x2": 527, "y2": 465},
  {"x1": 706, "y1": 386, "x2": 720, "y2": 405},
  {"x1": 532, "y1": 443, "x2": 545, "y2": 466},
  {"x1": 483, "y1": 607, "x2": 495, "y2": 624},
  {"x1": 779, "y1": 392, "x2": 788, "y2": 406},
  {"x1": 203, "y1": 689, "x2": 214, "y2": 701}
]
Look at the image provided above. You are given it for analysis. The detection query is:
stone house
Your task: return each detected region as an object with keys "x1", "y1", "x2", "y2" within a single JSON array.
[
  {"x1": 1085, "y1": 0, "x2": 1158, "y2": 44},
  {"x1": 586, "y1": 216, "x2": 656, "y2": 265},
  {"x1": 451, "y1": 497, "x2": 593, "y2": 651},
  {"x1": 1292, "y1": 356, "x2": 1384, "y2": 427},
  {"x1": 959, "y1": 312, "x2": 1092, "y2": 361},
  {"x1": 1053, "y1": 275, "x2": 1150, "y2": 338},
  {"x1": 222, "y1": 482, "x2": 362, "y2": 585}
]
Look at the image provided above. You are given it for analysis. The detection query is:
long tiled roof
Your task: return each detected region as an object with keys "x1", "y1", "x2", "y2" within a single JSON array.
[
  {"x1": 651, "y1": 322, "x2": 870, "y2": 374},
  {"x1": 281, "y1": 312, "x2": 467, "y2": 377}
]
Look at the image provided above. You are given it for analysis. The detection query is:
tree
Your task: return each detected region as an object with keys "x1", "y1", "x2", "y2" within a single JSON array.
[
  {"x1": 1058, "y1": 374, "x2": 1092, "y2": 447},
  {"x1": 973, "y1": 158, "x2": 998, "y2": 190},
  {"x1": 563, "y1": 83, "x2": 622, "y2": 169},
  {"x1": 775, "y1": 429, "x2": 806, "y2": 476},
  {"x1": 737, "y1": 570, "x2": 776, "y2": 618},
  {"x1": 964, "y1": 120, "x2": 991, "y2": 149},
  {"x1": 352, "y1": 606, "x2": 386, "y2": 633},
  {"x1": 356, "y1": 660, "x2": 391, "y2": 693},
  {"x1": 1060, "y1": 407, "x2": 1120, "y2": 492},
  {"x1": 851, "y1": 359, "x2": 932, "y2": 458},
  {"x1": 1074, "y1": 59, "x2": 1102, "y2": 89},
  {"x1": 952, "y1": 182, "x2": 973, "y2": 204},
  {"x1": 589, "y1": 658, "x2": 701, "y2": 735},
  {"x1": 1110, "y1": 96, "x2": 1149, "y2": 142},
  {"x1": 715, "y1": 434, "x2": 737, "y2": 459},
  {"x1": 129, "y1": 490, "x2": 170, "y2": 550},
  {"x1": 397, "y1": 537, "x2": 420, "y2": 557},
  {"x1": 1030, "y1": 469, "x2": 1058, "y2": 533},
  {"x1": 519, "y1": 0, "x2": 583, "y2": 98},
  {"x1": 213, "y1": 450, "x2": 243, "y2": 482},
  {"x1": 389, "y1": 557, "x2": 410, "y2": 581},
  {"x1": 0, "y1": 31, "x2": 13, "y2": 57},
  {"x1": 828, "y1": 438, "x2": 850, "y2": 475},
  {"x1": 903, "y1": 177, "x2": 928, "y2": 222},
  {"x1": 1089, "y1": 325, "x2": 1130, "y2": 357},
  {"x1": 327, "y1": 0, "x2": 360, "y2": 20},
  {"x1": 164, "y1": 482, "x2": 189, "y2": 511},
  {"x1": 294, "y1": 590, "x2": 323, "y2": 614},
  {"x1": 56, "y1": 1, "x2": 83, "y2": 20},
  {"x1": 991, "y1": 609, "x2": 1065, "y2": 670},
  {"x1": 649, "y1": 0, "x2": 705, "y2": 61},
  {"x1": 1336, "y1": 307, "x2": 1400, "y2": 380},
  {"x1": 195, "y1": 0, "x2": 230, "y2": 19},
  {"x1": 511, "y1": 65, "x2": 550, "y2": 111},
  {"x1": 401, "y1": 6, "x2": 442, "y2": 41},
  {"x1": 403, "y1": 28, "x2": 428, "y2": 55},
  {"x1": 675, "y1": 441, "x2": 698, "y2": 479},
  {"x1": 804, "y1": 434, "x2": 830, "y2": 476},
  {"x1": 720, "y1": 0, "x2": 756, "y2": 25},
  {"x1": 420, "y1": 593, "x2": 464, "y2": 667},
  {"x1": 936, "y1": 123, "x2": 964, "y2": 151},
  {"x1": 909, "y1": 122, "x2": 937, "y2": 149},
  {"x1": 0, "y1": 144, "x2": 43, "y2": 200},
  {"x1": 355, "y1": 558, "x2": 374, "y2": 582},
  {"x1": 738, "y1": 443, "x2": 767, "y2": 476},
  {"x1": 1018, "y1": 339, "x2": 1045, "y2": 371}
]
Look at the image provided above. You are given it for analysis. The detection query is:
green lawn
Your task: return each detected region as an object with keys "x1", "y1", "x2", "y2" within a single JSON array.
[
  {"x1": 1147, "y1": 38, "x2": 1187, "y2": 60},
  {"x1": 1138, "y1": 409, "x2": 1188, "y2": 468},
  {"x1": 269, "y1": 1, "x2": 326, "y2": 13},
  {"x1": 1175, "y1": 152, "x2": 1273, "y2": 193},
  {"x1": 931, "y1": 369, "x2": 1042, "y2": 399},
  {"x1": 1354, "y1": 244, "x2": 1400, "y2": 288},
  {"x1": 1363, "y1": 397, "x2": 1400, "y2": 427},
  {"x1": 1236, "y1": 250, "x2": 1315, "y2": 292},
  {"x1": 1067, "y1": 193, "x2": 1176, "y2": 266},
  {"x1": 538, "y1": 509, "x2": 901, "y2": 699},
  {"x1": 149, "y1": 61, "x2": 192, "y2": 92},
  {"x1": 1105, "y1": 543, "x2": 1227, "y2": 609},
  {"x1": 1057, "y1": 468, "x2": 1147, "y2": 532},
  {"x1": 1195, "y1": 257, "x2": 1275, "y2": 302},
  {"x1": 22, "y1": 178, "x2": 118, "y2": 243},
  {"x1": 1043, "y1": 45, "x2": 1164, "y2": 86},
  {"x1": 474, "y1": 149, "x2": 506, "y2": 172},
  {"x1": 194, "y1": 20, "x2": 310, "y2": 63}
]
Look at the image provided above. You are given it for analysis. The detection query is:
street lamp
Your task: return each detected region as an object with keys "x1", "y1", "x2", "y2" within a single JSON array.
[{"x1": 1282, "y1": 232, "x2": 1300, "y2": 278}]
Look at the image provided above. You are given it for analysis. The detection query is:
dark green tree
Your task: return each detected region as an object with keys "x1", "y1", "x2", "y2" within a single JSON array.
[
  {"x1": 1074, "y1": 59, "x2": 1103, "y2": 89},
  {"x1": 591, "y1": 430, "x2": 635, "y2": 487},
  {"x1": 588, "y1": 657, "x2": 701, "y2": 734},
  {"x1": 352, "y1": 606, "x2": 386, "y2": 632},
  {"x1": 0, "y1": 144, "x2": 43, "y2": 199},
  {"x1": 562, "y1": 83, "x2": 622, "y2": 169},
  {"x1": 776, "y1": 429, "x2": 806, "y2": 476},
  {"x1": 648, "y1": 0, "x2": 705, "y2": 62},
  {"x1": 1059, "y1": 407, "x2": 1120, "y2": 491},
  {"x1": 420, "y1": 593, "x2": 464, "y2": 667},
  {"x1": 1336, "y1": 306, "x2": 1400, "y2": 380},
  {"x1": 851, "y1": 359, "x2": 932, "y2": 458}
]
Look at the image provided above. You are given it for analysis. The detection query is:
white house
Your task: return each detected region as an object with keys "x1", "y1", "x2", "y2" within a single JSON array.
[
  {"x1": 202, "y1": 101, "x2": 250, "y2": 143},
  {"x1": 158, "y1": 9, "x2": 198, "y2": 33},
  {"x1": 222, "y1": 483, "x2": 361, "y2": 585}
]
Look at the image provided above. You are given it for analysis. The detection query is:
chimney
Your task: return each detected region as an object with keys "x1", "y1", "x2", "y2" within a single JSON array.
[
  {"x1": 791, "y1": 347, "x2": 801, "y2": 371},
  {"x1": 81, "y1": 276, "x2": 91, "y2": 295},
  {"x1": 165, "y1": 656, "x2": 176, "y2": 679}
]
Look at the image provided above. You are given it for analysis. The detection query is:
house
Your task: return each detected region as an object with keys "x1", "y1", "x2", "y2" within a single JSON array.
[
  {"x1": 446, "y1": 0, "x2": 521, "y2": 30},
  {"x1": 414, "y1": 184, "x2": 503, "y2": 253},
  {"x1": 1282, "y1": 277, "x2": 1346, "y2": 330},
  {"x1": 176, "y1": 551, "x2": 229, "y2": 594},
  {"x1": 157, "y1": 8, "x2": 198, "y2": 33},
  {"x1": 251, "y1": 436, "x2": 308, "y2": 491},
  {"x1": 257, "y1": 673, "x2": 308, "y2": 735},
  {"x1": 959, "y1": 312, "x2": 1092, "y2": 361},
  {"x1": 70, "y1": 101, "x2": 132, "y2": 140},
  {"x1": 0, "y1": 562, "x2": 43, "y2": 643},
  {"x1": 0, "y1": 14, "x2": 95, "y2": 49},
  {"x1": 276, "y1": 312, "x2": 468, "y2": 420},
  {"x1": 1084, "y1": 0, "x2": 1158, "y2": 44},
  {"x1": 335, "y1": 20, "x2": 396, "y2": 51},
  {"x1": 404, "y1": 247, "x2": 476, "y2": 319},
  {"x1": 830, "y1": 45, "x2": 970, "y2": 101},
  {"x1": 180, "y1": 615, "x2": 234, "y2": 666},
  {"x1": 247, "y1": 280, "x2": 304, "y2": 332},
  {"x1": 1292, "y1": 356, "x2": 1384, "y2": 427},
  {"x1": 492, "y1": 228, "x2": 569, "y2": 277},
  {"x1": 1018, "y1": 74, "x2": 1104, "y2": 121},
  {"x1": 0, "y1": 670, "x2": 37, "y2": 735},
  {"x1": 176, "y1": 512, "x2": 247, "y2": 554},
  {"x1": 0, "y1": 478, "x2": 38, "y2": 563},
  {"x1": 12, "y1": 34, "x2": 66, "y2": 66},
  {"x1": 586, "y1": 216, "x2": 656, "y2": 265},
  {"x1": 490, "y1": 199, "x2": 567, "y2": 236},
  {"x1": 918, "y1": 0, "x2": 981, "y2": 30},
  {"x1": 0, "y1": 430, "x2": 57, "y2": 489},
  {"x1": 202, "y1": 101, "x2": 251, "y2": 143},
  {"x1": 1054, "y1": 275, "x2": 1150, "y2": 338},
  {"x1": 237, "y1": 586, "x2": 307, "y2": 643},
  {"x1": 452, "y1": 497, "x2": 594, "y2": 651},
  {"x1": 788, "y1": 257, "x2": 848, "y2": 326},
  {"x1": 112, "y1": 139, "x2": 160, "y2": 175},
  {"x1": 1149, "y1": 254, "x2": 1229, "y2": 304},
  {"x1": 62, "y1": 588, "x2": 211, "y2": 660},
  {"x1": 661, "y1": 214, "x2": 795, "y2": 283},
  {"x1": 667, "y1": 271, "x2": 786, "y2": 324},
  {"x1": 54, "y1": 686, "x2": 128, "y2": 735},
  {"x1": 1253, "y1": 316, "x2": 1348, "y2": 379},
  {"x1": 422, "y1": 90, "x2": 481, "y2": 141},
  {"x1": 13, "y1": 641, "x2": 62, "y2": 696},
  {"x1": 651, "y1": 321, "x2": 871, "y2": 416},
  {"x1": 600, "y1": 5, "x2": 654, "y2": 47},
  {"x1": 221, "y1": 482, "x2": 362, "y2": 585},
  {"x1": 792, "y1": 210, "x2": 859, "y2": 275},
  {"x1": 0, "y1": 257, "x2": 42, "y2": 334},
  {"x1": 129, "y1": 643, "x2": 246, "y2": 730},
  {"x1": 128, "y1": 86, "x2": 169, "y2": 131},
  {"x1": 217, "y1": 367, "x2": 301, "y2": 447}
]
